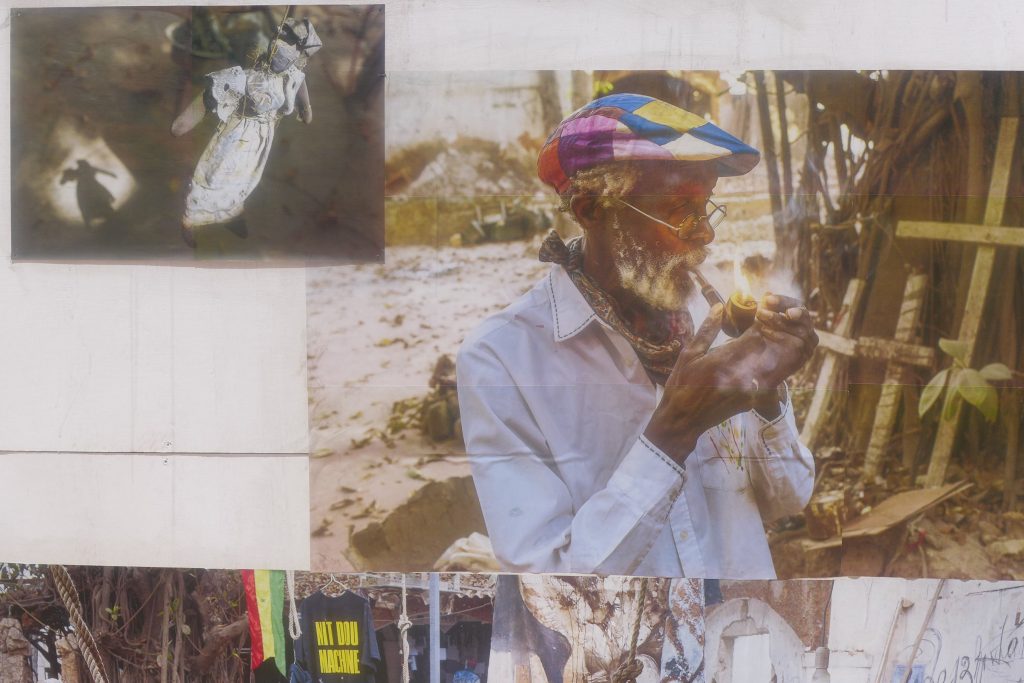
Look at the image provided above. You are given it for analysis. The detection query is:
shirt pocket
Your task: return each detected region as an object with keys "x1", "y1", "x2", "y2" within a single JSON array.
[{"x1": 695, "y1": 426, "x2": 750, "y2": 491}]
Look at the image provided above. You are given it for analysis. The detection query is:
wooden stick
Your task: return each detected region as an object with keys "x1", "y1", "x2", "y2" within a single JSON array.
[
  {"x1": 856, "y1": 337, "x2": 935, "y2": 369},
  {"x1": 754, "y1": 71, "x2": 785, "y2": 250},
  {"x1": 897, "y1": 221, "x2": 1024, "y2": 248},
  {"x1": 773, "y1": 71, "x2": 794, "y2": 201},
  {"x1": 863, "y1": 273, "x2": 928, "y2": 479},
  {"x1": 899, "y1": 580, "x2": 946, "y2": 683},
  {"x1": 873, "y1": 599, "x2": 914, "y2": 683},
  {"x1": 814, "y1": 330, "x2": 934, "y2": 368},
  {"x1": 1004, "y1": 389, "x2": 1021, "y2": 511},
  {"x1": 815, "y1": 330, "x2": 857, "y2": 357},
  {"x1": 903, "y1": 386, "x2": 922, "y2": 471},
  {"x1": 800, "y1": 279, "x2": 865, "y2": 448}
]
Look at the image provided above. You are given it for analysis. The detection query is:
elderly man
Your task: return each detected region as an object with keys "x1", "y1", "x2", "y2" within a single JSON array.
[{"x1": 456, "y1": 93, "x2": 817, "y2": 579}]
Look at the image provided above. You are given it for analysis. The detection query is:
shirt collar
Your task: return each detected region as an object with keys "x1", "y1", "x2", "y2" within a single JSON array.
[{"x1": 545, "y1": 265, "x2": 599, "y2": 342}]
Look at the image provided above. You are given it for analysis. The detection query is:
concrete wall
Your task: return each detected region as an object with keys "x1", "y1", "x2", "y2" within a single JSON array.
[
  {"x1": 828, "y1": 578, "x2": 1024, "y2": 683},
  {"x1": 705, "y1": 596, "x2": 806, "y2": 683},
  {"x1": 708, "y1": 579, "x2": 1024, "y2": 683},
  {"x1": 386, "y1": 71, "x2": 574, "y2": 154}
]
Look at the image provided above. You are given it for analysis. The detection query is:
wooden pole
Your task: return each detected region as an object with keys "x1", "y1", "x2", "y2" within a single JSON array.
[
  {"x1": 899, "y1": 580, "x2": 946, "y2": 683},
  {"x1": 773, "y1": 71, "x2": 794, "y2": 201},
  {"x1": 429, "y1": 572, "x2": 440, "y2": 683},
  {"x1": 800, "y1": 278, "x2": 866, "y2": 449},
  {"x1": 863, "y1": 273, "x2": 928, "y2": 479},
  {"x1": 1004, "y1": 389, "x2": 1021, "y2": 511},
  {"x1": 754, "y1": 71, "x2": 786, "y2": 252}
]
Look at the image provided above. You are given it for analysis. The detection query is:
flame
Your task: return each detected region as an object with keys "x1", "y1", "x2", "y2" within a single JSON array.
[{"x1": 733, "y1": 257, "x2": 752, "y2": 298}]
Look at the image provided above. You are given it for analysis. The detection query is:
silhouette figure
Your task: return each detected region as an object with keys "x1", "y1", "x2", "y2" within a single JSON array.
[{"x1": 60, "y1": 159, "x2": 116, "y2": 227}]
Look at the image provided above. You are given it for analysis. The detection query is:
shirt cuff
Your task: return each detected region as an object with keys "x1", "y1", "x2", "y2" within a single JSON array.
[
  {"x1": 605, "y1": 435, "x2": 686, "y2": 514},
  {"x1": 751, "y1": 388, "x2": 796, "y2": 455}
]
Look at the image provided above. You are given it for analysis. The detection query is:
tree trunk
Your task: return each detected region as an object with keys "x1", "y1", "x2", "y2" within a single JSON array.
[
  {"x1": 537, "y1": 71, "x2": 564, "y2": 135},
  {"x1": 193, "y1": 618, "x2": 248, "y2": 674},
  {"x1": 754, "y1": 71, "x2": 786, "y2": 270},
  {"x1": 570, "y1": 71, "x2": 592, "y2": 110}
]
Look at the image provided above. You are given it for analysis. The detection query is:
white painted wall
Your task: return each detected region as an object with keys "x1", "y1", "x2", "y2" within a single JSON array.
[
  {"x1": 705, "y1": 598, "x2": 805, "y2": 683},
  {"x1": 386, "y1": 71, "x2": 572, "y2": 154},
  {"x1": 385, "y1": 0, "x2": 1024, "y2": 72},
  {"x1": 827, "y1": 579, "x2": 1024, "y2": 683}
]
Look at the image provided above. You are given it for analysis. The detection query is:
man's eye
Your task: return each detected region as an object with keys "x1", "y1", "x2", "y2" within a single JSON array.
[{"x1": 671, "y1": 206, "x2": 699, "y2": 222}]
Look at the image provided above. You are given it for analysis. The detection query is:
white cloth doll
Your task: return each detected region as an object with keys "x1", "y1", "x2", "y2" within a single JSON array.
[{"x1": 171, "y1": 18, "x2": 322, "y2": 247}]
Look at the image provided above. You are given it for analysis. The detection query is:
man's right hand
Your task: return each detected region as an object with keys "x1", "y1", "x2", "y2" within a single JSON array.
[
  {"x1": 643, "y1": 304, "x2": 766, "y2": 465},
  {"x1": 644, "y1": 291, "x2": 820, "y2": 465}
]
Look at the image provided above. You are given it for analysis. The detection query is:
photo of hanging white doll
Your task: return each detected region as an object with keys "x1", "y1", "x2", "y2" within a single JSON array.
[{"x1": 171, "y1": 16, "x2": 323, "y2": 248}]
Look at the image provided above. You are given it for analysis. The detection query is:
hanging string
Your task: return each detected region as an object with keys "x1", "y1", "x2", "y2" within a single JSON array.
[
  {"x1": 241, "y1": 4, "x2": 294, "y2": 119},
  {"x1": 286, "y1": 570, "x2": 302, "y2": 640},
  {"x1": 50, "y1": 565, "x2": 110, "y2": 683},
  {"x1": 399, "y1": 574, "x2": 413, "y2": 683},
  {"x1": 612, "y1": 578, "x2": 649, "y2": 683},
  {"x1": 264, "y1": 5, "x2": 295, "y2": 71}
]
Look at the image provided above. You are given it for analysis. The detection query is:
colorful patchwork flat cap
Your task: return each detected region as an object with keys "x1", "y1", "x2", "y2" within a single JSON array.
[{"x1": 538, "y1": 93, "x2": 760, "y2": 194}]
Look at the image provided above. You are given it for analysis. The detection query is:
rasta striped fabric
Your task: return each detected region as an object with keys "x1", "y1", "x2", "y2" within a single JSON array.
[
  {"x1": 242, "y1": 569, "x2": 288, "y2": 677},
  {"x1": 537, "y1": 93, "x2": 760, "y2": 194}
]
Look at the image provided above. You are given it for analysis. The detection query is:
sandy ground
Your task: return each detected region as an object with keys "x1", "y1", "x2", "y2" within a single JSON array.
[
  {"x1": 307, "y1": 220, "x2": 779, "y2": 571},
  {"x1": 307, "y1": 240, "x2": 551, "y2": 570}
]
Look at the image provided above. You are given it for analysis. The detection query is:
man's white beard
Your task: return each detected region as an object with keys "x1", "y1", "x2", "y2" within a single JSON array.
[{"x1": 610, "y1": 214, "x2": 704, "y2": 312}]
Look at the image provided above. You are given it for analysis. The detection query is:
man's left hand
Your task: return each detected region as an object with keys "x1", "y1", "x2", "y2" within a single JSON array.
[{"x1": 749, "y1": 293, "x2": 819, "y2": 417}]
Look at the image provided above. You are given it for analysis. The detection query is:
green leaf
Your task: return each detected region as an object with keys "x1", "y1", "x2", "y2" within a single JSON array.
[
  {"x1": 942, "y1": 383, "x2": 961, "y2": 422},
  {"x1": 919, "y1": 368, "x2": 949, "y2": 418},
  {"x1": 980, "y1": 363, "x2": 1013, "y2": 382},
  {"x1": 978, "y1": 385, "x2": 999, "y2": 422},
  {"x1": 939, "y1": 338, "x2": 969, "y2": 364},
  {"x1": 956, "y1": 368, "x2": 991, "y2": 408}
]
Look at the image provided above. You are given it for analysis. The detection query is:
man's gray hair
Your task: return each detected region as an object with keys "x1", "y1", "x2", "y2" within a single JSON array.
[{"x1": 559, "y1": 162, "x2": 641, "y2": 217}]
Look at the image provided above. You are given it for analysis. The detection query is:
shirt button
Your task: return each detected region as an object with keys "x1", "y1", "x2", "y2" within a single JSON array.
[{"x1": 679, "y1": 531, "x2": 689, "y2": 541}]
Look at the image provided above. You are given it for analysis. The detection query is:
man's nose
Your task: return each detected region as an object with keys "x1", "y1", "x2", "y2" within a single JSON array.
[{"x1": 693, "y1": 218, "x2": 715, "y2": 245}]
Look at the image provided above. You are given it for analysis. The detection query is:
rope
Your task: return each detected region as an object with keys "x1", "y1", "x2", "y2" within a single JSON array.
[
  {"x1": 242, "y1": 5, "x2": 293, "y2": 120},
  {"x1": 398, "y1": 574, "x2": 412, "y2": 683},
  {"x1": 286, "y1": 570, "x2": 302, "y2": 640},
  {"x1": 612, "y1": 578, "x2": 649, "y2": 683},
  {"x1": 265, "y1": 5, "x2": 294, "y2": 70},
  {"x1": 50, "y1": 565, "x2": 110, "y2": 683}
]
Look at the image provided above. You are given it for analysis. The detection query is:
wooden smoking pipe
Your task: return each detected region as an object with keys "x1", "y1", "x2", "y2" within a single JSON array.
[{"x1": 691, "y1": 269, "x2": 757, "y2": 338}]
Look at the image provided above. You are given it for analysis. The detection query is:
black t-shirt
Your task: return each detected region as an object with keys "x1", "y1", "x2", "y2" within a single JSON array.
[{"x1": 296, "y1": 590, "x2": 381, "y2": 683}]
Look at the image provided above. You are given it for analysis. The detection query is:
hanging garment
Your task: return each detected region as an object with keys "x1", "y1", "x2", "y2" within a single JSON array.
[
  {"x1": 182, "y1": 64, "x2": 307, "y2": 228},
  {"x1": 243, "y1": 570, "x2": 289, "y2": 679},
  {"x1": 294, "y1": 590, "x2": 382, "y2": 683}
]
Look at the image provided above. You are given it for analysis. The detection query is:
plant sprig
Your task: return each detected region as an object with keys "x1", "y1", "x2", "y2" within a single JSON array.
[{"x1": 919, "y1": 338, "x2": 1013, "y2": 423}]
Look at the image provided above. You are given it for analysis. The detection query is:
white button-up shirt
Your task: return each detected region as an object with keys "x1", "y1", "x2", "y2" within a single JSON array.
[{"x1": 456, "y1": 264, "x2": 815, "y2": 579}]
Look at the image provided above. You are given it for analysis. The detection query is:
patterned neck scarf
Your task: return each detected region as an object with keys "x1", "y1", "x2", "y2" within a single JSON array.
[{"x1": 539, "y1": 230, "x2": 693, "y2": 385}]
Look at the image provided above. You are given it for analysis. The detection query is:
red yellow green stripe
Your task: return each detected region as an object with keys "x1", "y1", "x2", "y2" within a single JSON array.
[{"x1": 242, "y1": 570, "x2": 287, "y2": 677}]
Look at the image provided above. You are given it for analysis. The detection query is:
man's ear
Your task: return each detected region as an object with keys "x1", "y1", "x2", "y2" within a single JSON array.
[{"x1": 569, "y1": 195, "x2": 604, "y2": 229}]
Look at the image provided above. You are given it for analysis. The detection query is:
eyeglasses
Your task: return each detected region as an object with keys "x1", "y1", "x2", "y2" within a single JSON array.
[{"x1": 613, "y1": 197, "x2": 727, "y2": 240}]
